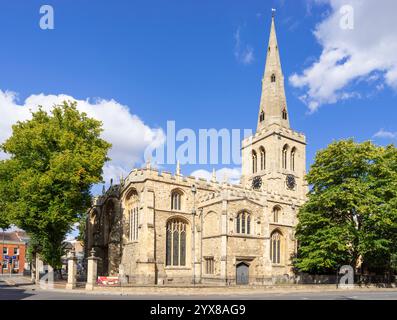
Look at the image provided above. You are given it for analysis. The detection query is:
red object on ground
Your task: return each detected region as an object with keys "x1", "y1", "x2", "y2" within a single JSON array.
[{"x1": 97, "y1": 276, "x2": 119, "y2": 286}]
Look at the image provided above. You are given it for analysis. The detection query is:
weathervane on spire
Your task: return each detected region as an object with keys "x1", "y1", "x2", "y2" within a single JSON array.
[{"x1": 271, "y1": 8, "x2": 276, "y2": 17}]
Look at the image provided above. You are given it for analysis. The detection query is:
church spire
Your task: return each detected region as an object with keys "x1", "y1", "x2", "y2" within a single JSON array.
[{"x1": 257, "y1": 13, "x2": 290, "y2": 132}]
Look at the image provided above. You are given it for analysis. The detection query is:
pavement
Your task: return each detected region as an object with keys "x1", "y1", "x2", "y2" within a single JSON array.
[{"x1": 1, "y1": 276, "x2": 397, "y2": 300}]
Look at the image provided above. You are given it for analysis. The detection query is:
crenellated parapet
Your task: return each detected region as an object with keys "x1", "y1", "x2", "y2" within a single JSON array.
[{"x1": 242, "y1": 124, "x2": 306, "y2": 149}]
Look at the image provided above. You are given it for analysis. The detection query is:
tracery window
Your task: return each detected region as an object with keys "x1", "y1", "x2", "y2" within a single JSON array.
[
  {"x1": 126, "y1": 189, "x2": 139, "y2": 241},
  {"x1": 171, "y1": 190, "x2": 183, "y2": 211},
  {"x1": 166, "y1": 219, "x2": 187, "y2": 266},
  {"x1": 270, "y1": 231, "x2": 282, "y2": 264},
  {"x1": 236, "y1": 211, "x2": 251, "y2": 235}
]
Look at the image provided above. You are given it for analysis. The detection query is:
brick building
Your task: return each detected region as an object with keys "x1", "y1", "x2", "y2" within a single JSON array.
[{"x1": 0, "y1": 231, "x2": 29, "y2": 274}]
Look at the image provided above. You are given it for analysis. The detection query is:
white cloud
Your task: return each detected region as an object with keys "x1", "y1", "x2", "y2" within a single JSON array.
[
  {"x1": 234, "y1": 27, "x2": 255, "y2": 65},
  {"x1": 373, "y1": 129, "x2": 397, "y2": 140},
  {"x1": 0, "y1": 90, "x2": 165, "y2": 185},
  {"x1": 191, "y1": 167, "x2": 241, "y2": 185},
  {"x1": 290, "y1": 0, "x2": 397, "y2": 112}
]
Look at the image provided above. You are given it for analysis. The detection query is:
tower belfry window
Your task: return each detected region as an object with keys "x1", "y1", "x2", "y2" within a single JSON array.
[
  {"x1": 260, "y1": 111, "x2": 265, "y2": 122},
  {"x1": 252, "y1": 151, "x2": 258, "y2": 174},
  {"x1": 282, "y1": 109, "x2": 287, "y2": 120},
  {"x1": 271, "y1": 74, "x2": 276, "y2": 83},
  {"x1": 260, "y1": 147, "x2": 266, "y2": 171},
  {"x1": 282, "y1": 145, "x2": 288, "y2": 170}
]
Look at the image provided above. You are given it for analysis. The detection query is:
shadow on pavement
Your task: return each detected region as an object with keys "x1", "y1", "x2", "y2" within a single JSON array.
[{"x1": 0, "y1": 282, "x2": 35, "y2": 300}]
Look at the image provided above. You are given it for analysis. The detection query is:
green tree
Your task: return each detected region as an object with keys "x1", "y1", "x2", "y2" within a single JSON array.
[
  {"x1": 0, "y1": 101, "x2": 111, "y2": 272},
  {"x1": 295, "y1": 139, "x2": 397, "y2": 274},
  {"x1": 76, "y1": 211, "x2": 87, "y2": 242}
]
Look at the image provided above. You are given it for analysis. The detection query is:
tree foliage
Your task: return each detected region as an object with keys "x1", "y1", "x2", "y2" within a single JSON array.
[
  {"x1": 295, "y1": 140, "x2": 397, "y2": 274},
  {"x1": 0, "y1": 101, "x2": 111, "y2": 269}
]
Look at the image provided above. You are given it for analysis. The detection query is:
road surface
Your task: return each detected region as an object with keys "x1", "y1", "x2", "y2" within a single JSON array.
[{"x1": 1, "y1": 283, "x2": 397, "y2": 300}]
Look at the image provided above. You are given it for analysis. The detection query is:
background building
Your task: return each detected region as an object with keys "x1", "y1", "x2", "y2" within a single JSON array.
[{"x1": 0, "y1": 230, "x2": 29, "y2": 275}]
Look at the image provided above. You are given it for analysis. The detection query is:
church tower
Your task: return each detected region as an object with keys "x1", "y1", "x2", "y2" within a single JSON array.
[{"x1": 241, "y1": 14, "x2": 307, "y2": 199}]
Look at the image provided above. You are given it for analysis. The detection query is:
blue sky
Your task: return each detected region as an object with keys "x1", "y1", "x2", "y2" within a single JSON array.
[{"x1": 0, "y1": 0, "x2": 396, "y2": 189}]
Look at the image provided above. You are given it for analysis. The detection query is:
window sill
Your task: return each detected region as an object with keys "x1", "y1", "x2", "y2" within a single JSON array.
[
  {"x1": 232, "y1": 233, "x2": 256, "y2": 238},
  {"x1": 170, "y1": 209, "x2": 188, "y2": 214},
  {"x1": 165, "y1": 266, "x2": 191, "y2": 270},
  {"x1": 272, "y1": 264, "x2": 286, "y2": 267}
]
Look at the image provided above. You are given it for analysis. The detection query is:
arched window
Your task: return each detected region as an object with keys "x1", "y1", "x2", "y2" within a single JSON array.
[
  {"x1": 171, "y1": 190, "x2": 183, "y2": 211},
  {"x1": 270, "y1": 231, "x2": 282, "y2": 264},
  {"x1": 236, "y1": 211, "x2": 251, "y2": 235},
  {"x1": 273, "y1": 206, "x2": 281, "y2": 223},
  {"x1": 125, "y1": 188, "x2": 139, "y2": 241},
  {"x1": 282, "y1": 145, "x2": 288, "y2": 169},
  {"x1": 282, "y1": 108, "x2": 288, "y2": 120},
  {"x1": 260, "y1": 147, "x2": 266, "y2": 171},
  {"x1": 271, "y1": 74, "x2": 276, "y2": 83},
  {"x1": 252, "y1": 151, "x2": 257, "y2": 174},
  {"x1": 259, "y1": 111, "x2": 265, "y2": 122},
  {"x1": 290, "y1": 147, "x2": 296, "y2": 171},
  {"x1": 166, "y1": 218, "x2": 187, "y2": 266}
]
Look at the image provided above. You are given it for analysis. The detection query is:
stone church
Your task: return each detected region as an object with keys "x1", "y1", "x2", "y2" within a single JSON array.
[{"x1": 85, "y1": 15, "x2": 307, "y2": 285}]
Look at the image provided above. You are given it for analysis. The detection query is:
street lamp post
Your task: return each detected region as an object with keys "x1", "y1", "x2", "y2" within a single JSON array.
[{"x1": 191, "y1": 184, "x2": 197, "y2": 285}]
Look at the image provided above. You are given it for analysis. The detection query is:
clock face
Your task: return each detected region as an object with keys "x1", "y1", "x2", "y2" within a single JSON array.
[
  {"x1": 286, "y1": 174, "x2": 296, "y2": 190},
  {"x1": 252, "y1": 176, "x2": 262, "y2": 190}
]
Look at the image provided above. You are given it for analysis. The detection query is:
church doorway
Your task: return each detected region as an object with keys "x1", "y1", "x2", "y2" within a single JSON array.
[{"x1": 236, "y1": 262, "x2": 249, "y2": 285}]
